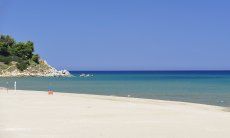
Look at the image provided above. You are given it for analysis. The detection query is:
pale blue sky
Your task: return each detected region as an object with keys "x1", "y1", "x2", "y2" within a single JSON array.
[{"x1": 1, "y1": 0, "x2": 230, "y2": 70}]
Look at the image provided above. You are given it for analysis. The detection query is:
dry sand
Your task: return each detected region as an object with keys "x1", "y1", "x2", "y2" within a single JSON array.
[{"x1": 0, "y1": 90, "x2": 230, "y2": 138}]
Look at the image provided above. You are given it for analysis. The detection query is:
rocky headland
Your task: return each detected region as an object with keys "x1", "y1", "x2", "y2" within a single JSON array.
[
  {"x1": 0, "y1": 34, "x2": 71, "y2": 77},
  {"x1": 0, "y1": 60, "x2": 71, "y2": 77}
]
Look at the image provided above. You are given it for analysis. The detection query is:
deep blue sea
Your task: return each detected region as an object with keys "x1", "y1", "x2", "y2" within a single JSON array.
[{"x1": 0, "y1": 71, "x2": 230, "y2": 107}]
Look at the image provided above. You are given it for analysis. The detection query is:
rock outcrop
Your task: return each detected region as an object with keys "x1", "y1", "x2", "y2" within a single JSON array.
[{"x1": 0, "y1": 60, "x2": 71, "y2": 77}]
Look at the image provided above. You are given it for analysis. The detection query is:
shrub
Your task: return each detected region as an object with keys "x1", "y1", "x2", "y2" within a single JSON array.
[
  {"x1": 11, "y1": 56, "x2": 22, "y2": 63},
  {"x1": 0, "y1": 43, "x2": 10, "y2": 56},
  {"x1": 32, "y1": 54, "x2": 39, "y2": 64},
  {"x1": 0, "y1": 56, "x2": 12, "y2": 64},
  {"x1": 16, "y1": 60, "x2": 29, "y2": 71}
]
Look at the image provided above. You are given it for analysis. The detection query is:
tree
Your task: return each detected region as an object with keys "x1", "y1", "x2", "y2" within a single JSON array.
[
  {"x1": 0, "y1": 34, "x2": 15, "y2": 56},
  {"x1": 12, "y1": 41, "x2": 34, "y2": 60},
  {"x1": 0, "y1": 35, "x2": 15, "y2": 46},
  {"x1": 0, "y1": 42, "x2": 10, "y2": 56},
  {"x1": 0, "y1": 34, "x2": 40, "y2": 71}
]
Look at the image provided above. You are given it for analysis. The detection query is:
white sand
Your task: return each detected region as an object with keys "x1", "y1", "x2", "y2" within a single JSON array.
[{"x1": 0, "y1": 90, "x2": 230, "y2": 138}]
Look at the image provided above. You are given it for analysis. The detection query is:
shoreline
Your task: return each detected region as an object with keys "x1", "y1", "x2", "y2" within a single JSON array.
[
  {"x1": 20, "y1": 89, "x2": 228, "y2": 107},
  {"x1": 4, "y1": 88, "x2": 230, "y2": 108},
  {"x1": 23, "y1": 90, "x2": 230, "y2": 112}
]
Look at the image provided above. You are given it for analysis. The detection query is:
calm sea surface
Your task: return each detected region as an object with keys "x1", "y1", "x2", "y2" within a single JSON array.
[{"x1": 1, "y1": 71, "x2": 230, "y2": 107}]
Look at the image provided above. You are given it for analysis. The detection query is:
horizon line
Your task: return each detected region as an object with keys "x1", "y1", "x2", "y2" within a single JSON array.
[{"x1": 69, "y1": 70, "x2": 230, "y2": 72}]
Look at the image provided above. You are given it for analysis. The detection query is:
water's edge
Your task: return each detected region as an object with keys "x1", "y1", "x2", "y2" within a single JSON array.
[
  {"x1": 12, "y1": 89, "x2": 228, "y2": 110},
  {"x1": 1, "y1": 71, "x2": 230, "y2": 107}
]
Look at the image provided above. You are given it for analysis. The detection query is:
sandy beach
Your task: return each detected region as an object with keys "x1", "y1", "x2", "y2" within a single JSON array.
[{"x1": 0, "y1": 90, "x2": 230, "y2": 138}]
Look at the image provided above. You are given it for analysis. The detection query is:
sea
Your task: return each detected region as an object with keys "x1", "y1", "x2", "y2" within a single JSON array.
[{"x1": 0, "y1": 71, "x2": 230, "y2": 107}]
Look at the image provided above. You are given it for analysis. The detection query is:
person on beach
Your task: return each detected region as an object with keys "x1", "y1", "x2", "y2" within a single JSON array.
[
  {"x1": 48, "y1": 85, "x2": 54, "y2": 95},
  {"x1": 14, "y1": 81, "x2": 16, "y2": 92}
]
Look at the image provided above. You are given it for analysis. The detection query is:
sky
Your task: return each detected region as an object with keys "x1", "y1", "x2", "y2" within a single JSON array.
[{"x1": 0, "y1": 0, "x2": 230, "y2": 70}]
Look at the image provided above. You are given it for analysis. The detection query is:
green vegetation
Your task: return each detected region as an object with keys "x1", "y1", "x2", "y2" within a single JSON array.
[
  {"x1": 32, "y1": 54, "x2": 40, "y2": 64},
  {"x1": 0, "y1": 34, "x2": 40, "y2": 71},
  {"x1": 16, "y1": 60, "x2": 30, "y2": 71}
]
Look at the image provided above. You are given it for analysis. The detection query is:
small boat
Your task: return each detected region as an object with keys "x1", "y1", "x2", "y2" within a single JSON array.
[
  {"x1": 80, "y1": 73, "x2": 93, "y2": 78},
  {"x1": 79, "y1": 73, "x2": 86, "y2": 77}
]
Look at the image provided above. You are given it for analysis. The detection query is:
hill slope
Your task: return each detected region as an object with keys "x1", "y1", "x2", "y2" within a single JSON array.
[{"x1": 0, "y1": 60, "x2": 70, "y2": 77}]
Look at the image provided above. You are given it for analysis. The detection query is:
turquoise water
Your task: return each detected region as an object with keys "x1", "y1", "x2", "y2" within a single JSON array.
[{"x1": 0, "y1": 71, "x2": 230, "y2": 107}]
